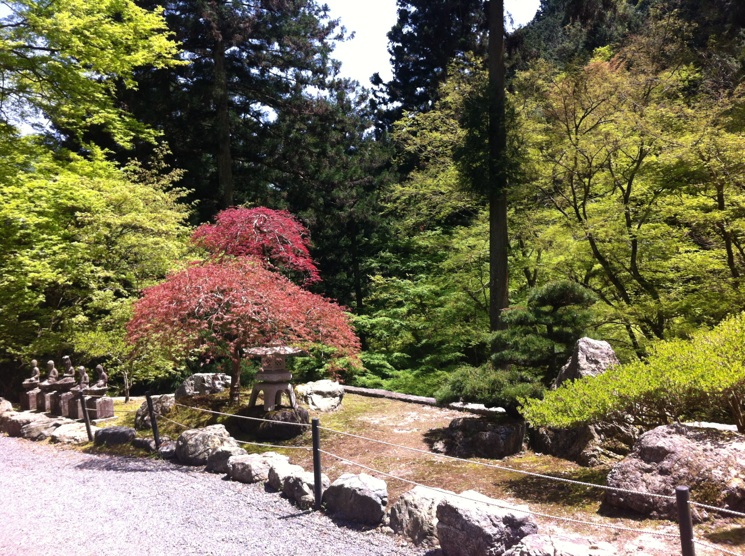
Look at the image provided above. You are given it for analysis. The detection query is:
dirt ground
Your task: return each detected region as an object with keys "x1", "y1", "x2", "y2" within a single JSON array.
[{"x1": 117, "y1": 392, "x2": 744, "y2": 556}]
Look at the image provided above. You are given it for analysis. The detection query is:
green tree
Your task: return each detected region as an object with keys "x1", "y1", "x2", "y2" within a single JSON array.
[
  {"x1": 0, "y1": 145, "x2": 192, "y2": 394},
  {"x1": 0, "y1": 0, "x2": 180, "y2": 146},
  {"x1": 117, "y1": 0, "x2": 351, "y2": 217},
  {"x1": 521, "y1": 311, "x2": 745, "y2": 433}
]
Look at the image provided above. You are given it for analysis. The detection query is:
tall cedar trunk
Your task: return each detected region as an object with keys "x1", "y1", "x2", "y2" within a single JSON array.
[
  {"x1": 214, "y1": 39, "x2": 234, "y2": 209},
  {"x1": 488, "y1": 0, "x2": 509, "y2": 331}
]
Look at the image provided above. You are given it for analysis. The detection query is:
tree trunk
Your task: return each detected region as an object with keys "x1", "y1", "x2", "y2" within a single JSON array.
[
  {"x1": 488, "y1": 0, "x2": 508, "y2": 331},
  {"x1": 214, "y1": 39, "x2": 234, "y2": 209},
  {"x1": 123, "y1": 369, "x2": 130, "y2": 404},
  {"x1": 229, "y1": 351, "x2": 242, "y2": 406}
]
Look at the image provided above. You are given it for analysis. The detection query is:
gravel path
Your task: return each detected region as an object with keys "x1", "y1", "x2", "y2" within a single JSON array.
[{"x1": 0, "y1": 436, "x2": 426, "y2": 556}]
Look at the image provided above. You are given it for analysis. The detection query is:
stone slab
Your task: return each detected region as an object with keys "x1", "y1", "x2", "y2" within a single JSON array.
[
  {"x1": 20, "y1": 390, "x2": 39, "y2": 411},
  {"x1": 85, "y1": 397, "x2": 114, "y2": 419}
]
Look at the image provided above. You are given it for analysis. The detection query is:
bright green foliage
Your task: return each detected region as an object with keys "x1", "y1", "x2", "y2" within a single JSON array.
[
  {"x1": 0, "y1": 142, "x2": 192, "y2": 385},
  {"x1": 491, "y1": 281, "x2": 596, "y2": 376},
  {"x1": 354, "y1": 224, "x2": 490, "y2": 396},
  {"x1": 520, "y1": 311, "x2": 745, "y2": 432},
  {"x1": 435, "y1": 281, "x2": 595, "y2": 415},
  {"x1": 0, "y1": 0, "x2": 181, "y2": 146}
]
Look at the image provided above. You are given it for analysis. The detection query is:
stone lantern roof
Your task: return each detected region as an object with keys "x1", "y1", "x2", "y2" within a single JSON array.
[{"x1": 245, "y1": 345, "x2": 306, "y2": 357}]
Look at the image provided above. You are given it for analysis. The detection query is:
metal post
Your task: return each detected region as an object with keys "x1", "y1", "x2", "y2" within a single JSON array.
[
  {"x1": 312, "y1": 417, "x2": 322, "y2": 510},
  {"x1": 676, "y1": 486, "x2": 696, "y2": 556},
  {"x1": 79, "y1": 393, "x2": 93, "y2": 443},
  {"x1": 145, "y1": 392, "x2": 161, "y2": 450}
]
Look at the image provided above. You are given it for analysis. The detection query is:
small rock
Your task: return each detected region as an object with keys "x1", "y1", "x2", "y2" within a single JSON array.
[
  {"x1": 227, "y1": 452, "x2": 290, "y2": 484},
  {"x1": 283, "y1": 469, "x2": 329, "y2": 510},
  {"x1": 94, "y1": 426, "x2": 137, "y2": 447},
  {"x1": 267, "y1": 461, "x2": 304, "y2": 491},
  {"x1": 132, "y1": 437, "x2": 158, "y2": 453},
  {"x1": 0, "y1": 398, "x2": 12, "y2": 415},
  {"x1": 158, "y1": 440, "x2": 177, "y2": 459},
  {"x1": 205, "y1": 446, "x2": 248, "y2": 474}
]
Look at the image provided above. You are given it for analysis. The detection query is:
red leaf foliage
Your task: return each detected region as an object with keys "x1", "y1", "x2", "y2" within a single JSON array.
[
  {"x1": 126, "y1": 258, "x2": 360, "y2": 365},
  {"x1": 191, "y1": 207, "x2": 321, "y2": 285}
]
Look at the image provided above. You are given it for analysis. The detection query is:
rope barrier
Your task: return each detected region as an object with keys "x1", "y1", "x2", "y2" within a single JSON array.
[
  {"x1": 692, "y1": 538, "x2": 744, "y2": 556},
  {"x1": 169, "y1": 402, "x2": 742, "y2": 524},
  {"x1": 235, "y1": 439, "x2": 311, "y2": 451},
  {"x1": 318, "y1": 449, "x2": 682, "y2": 540},
  {"x1": 173, "y1": 403, "x2": 312, "y2": 428},
  {"x1": 159, "y1": 416, "x2": 190, "y2": 429},
  {"x1": 690, "y1": 501, "x2": 745, "y2": 519},
  {"x1": 317, "y1": 424, "x2": 677, "y2": 502}
]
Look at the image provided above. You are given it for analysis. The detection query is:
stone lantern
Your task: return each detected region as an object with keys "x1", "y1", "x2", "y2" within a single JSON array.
[{"x1": 246, "y1": 346, "x2": 305, "y2": 411}]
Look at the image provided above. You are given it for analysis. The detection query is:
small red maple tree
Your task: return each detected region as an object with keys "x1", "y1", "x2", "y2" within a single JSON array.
[
  {"x1": 127, "y1": 258, "x2": 360, "y2": 405},
  {"x1": 191, "y1": 207, "x2": 321, "y2": 285}
]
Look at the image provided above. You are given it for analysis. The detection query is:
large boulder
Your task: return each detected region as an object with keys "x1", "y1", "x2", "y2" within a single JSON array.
[
  {"x1": 389, "y1": 485, "x2": 456, "y2": 546},
  {"x1": 175, "y1": 424, "x2": 239, "y2": 466},
  {"x1": 21, "y1": 416, "x2": 65, "y2": 441},
  {"x1": 295, "y1": 380, "x2": 344, "y2": 412},
  {"x1": 502, "y1": 534, "x2": 617, "y2": 556},
  {"x1": 134, "y1": 394, "x2": 175, "y2": 430},
  {"x1": 227, "y1": 452, "x2": 290, "y2": 484},
  {"x1": 605, "y1": 424, "x2": 745, "y2": 520},
  {"x1": 51, "y1": 423, "x2": 97, "y2": 444},
  {"x1": 282, "y1": 469, "x2": 329, "y2": 510},
  {"x1": 530, "y1": 420, "x2": 640, "y2": 467},
  {"x1": 1, "y1": 411, "x2": 51, "y2": 437},
  {"x1": 436, "y1": 491, "x2": 537, "y2": 556},
  {"x1": 553, "y1": 337, "x2": 619, "y2": 388},
  {"x1": 323, "y1": 473, "x2": 388, "y2": 526},
  {"x1": 434, "y1": 418, "x2": 525, "y2": 459},
  {"x1": 0, "y1": 398, "x2": 12, "y2": 415},
  {"x1": 531, "y1": 338, "x2": 633, "y2": 466},
  {"x1": 175, "y1": 373, "x2": 231, "y2": 400},
  {"x1": 232, "y1": 406, "x2": 310, "y2": 440},
  {"x1": 205, "y1": 446, "x2": 248, "y2": 474}
]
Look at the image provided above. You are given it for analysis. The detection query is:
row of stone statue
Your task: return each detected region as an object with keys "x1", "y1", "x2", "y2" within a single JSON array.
[
  {"x1": 21, "y1": 356, "x2": 113, "y2": 419},
  {"x1": 23, "y1": 356, "x2": 108, "y2": 395}
]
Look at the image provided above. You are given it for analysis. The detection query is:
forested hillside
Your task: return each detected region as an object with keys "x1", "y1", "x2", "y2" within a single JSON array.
[{"x1": 1, "y1": 0, "x2": 744, "y2": 429}]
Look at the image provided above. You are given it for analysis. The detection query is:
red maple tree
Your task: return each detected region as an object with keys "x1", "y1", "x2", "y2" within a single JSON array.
[
  {"x1": 127, "y1": 258, "x2": 360, "y2": 405},
  {"x1": 191, "y1": 207, "x2": 321, "y2": 285}
]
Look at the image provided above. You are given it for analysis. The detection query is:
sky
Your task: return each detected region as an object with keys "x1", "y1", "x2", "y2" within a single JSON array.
[{"x1": 323, "y1": 0, "x2": 541, "y2": 86}]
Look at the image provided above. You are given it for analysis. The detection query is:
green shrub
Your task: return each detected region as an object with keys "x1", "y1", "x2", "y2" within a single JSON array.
[{"x1": 520, "y1": 312, "x2": 745, "y2": 432}]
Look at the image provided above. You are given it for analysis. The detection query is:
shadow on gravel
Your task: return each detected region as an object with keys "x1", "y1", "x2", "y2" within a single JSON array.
[{"x1": 75, "y1": 456, "x2": 195, "y2": 474}]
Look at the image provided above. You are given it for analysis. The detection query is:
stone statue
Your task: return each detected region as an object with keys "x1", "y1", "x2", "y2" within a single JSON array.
[
  {"x1": 38, "y1": 360, "x2": 58, "y2": 392},
  {"x1": 86, "y1": 364, "x2": 108, "y2": 397},
  {"x1": 71, "y1": 366, "x2": 89, "y2": 394},
  {"x1": 22, "y1": 359, "x2": 40, "y2": 391},
  {"x1": 61, "y1": 355, "x2": 75, "y2": 377},
  {"x1": 43, "y1": 360, "x2": 58, "y2": 383},
  {"x1": 93, "y1": 365, "x2": 107, "y2": 388}
]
